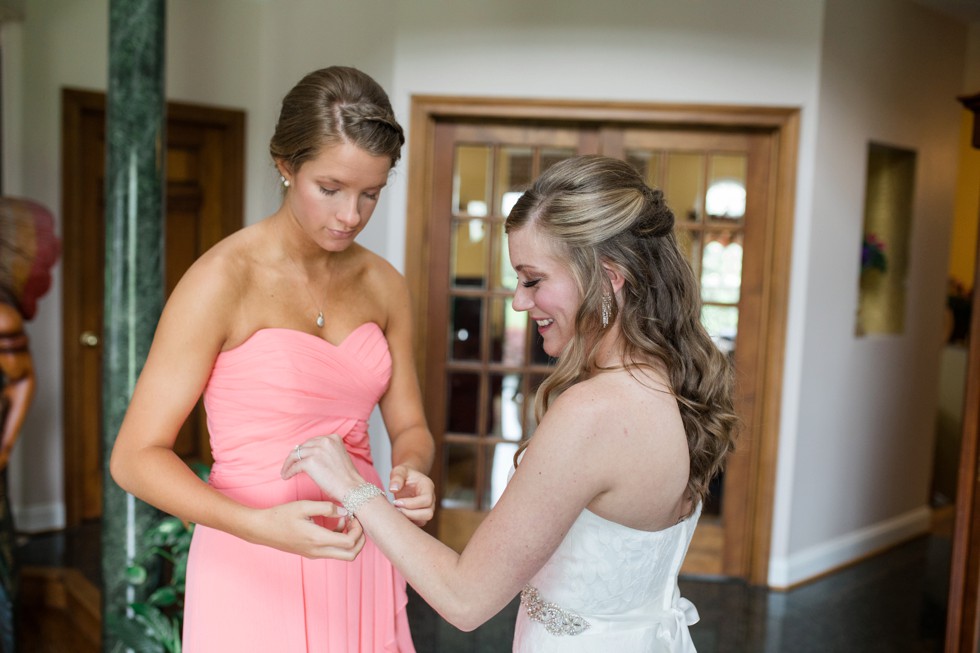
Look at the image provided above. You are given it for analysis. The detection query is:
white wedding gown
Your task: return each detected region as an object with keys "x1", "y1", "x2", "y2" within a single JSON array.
[{"x1": 512, "y1": 502, "x2": 702, "y2": 652}]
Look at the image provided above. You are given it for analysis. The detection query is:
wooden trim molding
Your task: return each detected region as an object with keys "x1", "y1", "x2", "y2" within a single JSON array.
[{"x1": 946, "y1": 89, "x2": 980, "y2": 653}]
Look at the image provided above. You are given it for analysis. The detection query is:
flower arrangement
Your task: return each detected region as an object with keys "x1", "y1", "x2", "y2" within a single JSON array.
[{"x1": 861, "y1": 233, "x2": 887, "y2": 273}]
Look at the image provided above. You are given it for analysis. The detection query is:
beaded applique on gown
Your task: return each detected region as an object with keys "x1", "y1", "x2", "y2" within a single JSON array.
[
  {"x1": 182, "y1": 325, "x2": 415, "y2": 652},
  {"x1": 513, "y1": 502, "x2": 702, "y2": 652}
]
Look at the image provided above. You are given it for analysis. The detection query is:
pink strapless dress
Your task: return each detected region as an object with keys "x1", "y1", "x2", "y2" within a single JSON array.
[{"x1": 182, "y1": 324, "x2": 415, "y2": 652}]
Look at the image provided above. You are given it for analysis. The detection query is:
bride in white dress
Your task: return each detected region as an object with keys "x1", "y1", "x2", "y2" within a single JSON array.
[{"x1": 284, "y1": 155, "x2": 738, "y2": 652}]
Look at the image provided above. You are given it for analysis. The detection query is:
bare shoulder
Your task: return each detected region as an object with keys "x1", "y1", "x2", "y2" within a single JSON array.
[
  {"x1": 543, "y1": 369, "x2": 683, "y2": 448},
  {"x1": 537, "y1": 369, "x2": 690, "y2": 528},
  {"x1": 188, "y1": 222, "x2": 263, "y2": 279},
  {"x1": 158, "y1": 223, "x2": 266, "y2": 343},
  {"x1": 546, "y1": 380, "x2": 612, "y2": 429},
  {"x1": 553, "y1": 370, "x2": 673, "y2": 417},
  {"x1": 357, "y1": 246, "x2": 406, "y2": 292},
  {"x1": 343, "y1": 246, "x2": 410, "y2": 326},
  {"x1": 531, "y1": 380, "x2": 619, "y2": 455}
]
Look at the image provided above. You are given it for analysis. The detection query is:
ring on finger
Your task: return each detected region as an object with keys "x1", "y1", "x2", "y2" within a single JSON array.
[{"x1": 294, "y1": 445, "x2": 303, "y2": 461}]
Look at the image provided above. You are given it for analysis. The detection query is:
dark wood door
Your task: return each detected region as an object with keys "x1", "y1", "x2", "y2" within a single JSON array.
[
  {"x1": 61, "y1": 89, "x2": 244, "y2": 525},
  {"x1": 946, "y1": 90, "x2": 980, "y2": 653}
]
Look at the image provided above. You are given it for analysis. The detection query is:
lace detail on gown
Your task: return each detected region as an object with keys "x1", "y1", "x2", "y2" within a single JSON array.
[{"x1": 513, "y1": 504, "x2": 702, "y2": 653}]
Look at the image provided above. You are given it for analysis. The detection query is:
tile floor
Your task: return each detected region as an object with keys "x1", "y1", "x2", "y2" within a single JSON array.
[
  {"x1": 17, "y1": 522, "x2": 950, "y2": 652},
  {"x1": 406, "y1": 533, "x2": 949, "y2": 652}
]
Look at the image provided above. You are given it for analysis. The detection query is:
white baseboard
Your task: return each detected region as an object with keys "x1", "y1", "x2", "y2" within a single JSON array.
[
  {"x1": 767, "y1": 505, "x2": 932, "y2": 589},
  {"x1": 13, "y1": 502, "x2": 66, "y2": 534}
]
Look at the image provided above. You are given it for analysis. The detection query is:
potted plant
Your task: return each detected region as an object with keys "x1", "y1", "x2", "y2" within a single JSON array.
[{"x1": 106, "y1": 462, "x2": 209, "y2": 653}]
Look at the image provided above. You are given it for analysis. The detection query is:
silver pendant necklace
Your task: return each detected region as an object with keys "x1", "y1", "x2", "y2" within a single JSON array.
[
  {"x1": 301, "y1": 280, "x2": 325, "y2": 329},
  {"x1": 283, "y1": 248, "x2": 326, "y2": 329},
  {"x1": 296, "y1": 273, "x2": 325, "y2": 328},
  {"x1": 299, "y1": 274, "x2": 325, "y2": 329}
]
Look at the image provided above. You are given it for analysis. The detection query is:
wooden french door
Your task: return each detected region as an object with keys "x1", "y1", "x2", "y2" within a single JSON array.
[
  {"x1": 61, "y1": 89, "x2": 245, "y2": 525},
  {"x1": 609, "y1": 127, "x2": 774, "y2": 576},
  {"x1": 407, "y1": 97, "x2": 797, "y2": 582}
]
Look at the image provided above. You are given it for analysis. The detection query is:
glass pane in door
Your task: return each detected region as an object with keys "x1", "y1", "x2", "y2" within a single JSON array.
[
  {"x1": 626, "y1": 149, "x2": 662, "y2": 188},
  {"x1": 442, "y1": 441, "x2": 477, "y2": 509},
  {"x1": 450, "y1": 219, "x2": 488, "y2": 287},
  {"x1": 453, "y1": 145, "x2": 491, "y2": 216},
  {"x1": 700, "y1": 231, "x2": 743, "y2": 304},
  {"x1": 676, "y1": 229, "x2": 703, "y2": 278},
  {"x1": 489, "y1": 296, "x2": 526, "y2": 366},
  {"x1": 665, "y1": 152, "x2": 704, "y2": 223},
  {"x1": 702, "y1": 305, "x2": 739, "y2": 357},
  {"x1": 492, "y1": 222, "x2": 518, "y2": 290},
  {"x1": 449, "y1": 296, "x2": 483, "y2": 361},
  {"x1": 446, "y1": 371, "x2": 480, "y2": 434},
  {"x1": 483, "y1": 439, "x2": 521, "y2": 509},
  {"x1": 487, "y1": 372, "x2": 524, "y2": 440},
  {"x1": 497, "y1": 147, "x2": 533, "y2": 216},
  {"x1": 540, "y1": 147, "x2": 576, "y2": 174},
  {"x1": 706, "y1": 154, "x2": 747, "y2": 223}
]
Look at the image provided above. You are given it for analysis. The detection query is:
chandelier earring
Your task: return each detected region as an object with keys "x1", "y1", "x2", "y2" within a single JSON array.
[{"x1": 601, "y1": 293, "x2": 612, "y2": 328}]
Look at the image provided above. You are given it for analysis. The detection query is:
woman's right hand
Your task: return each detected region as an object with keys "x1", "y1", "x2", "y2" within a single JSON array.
[{"x1": 248, "y1": 500, "x2": 365, "y2": 560}]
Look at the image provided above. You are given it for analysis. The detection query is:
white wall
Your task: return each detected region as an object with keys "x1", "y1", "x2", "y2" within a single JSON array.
[
  {"x1": 768, "y1": 0, "x2": 967, "y2": 587},
  {"x1": 6, "y1": 0, "x2": 972, "y2": 589},
  {"x1": 386, "y1": 0, "x2": 825, "y2": 270}
]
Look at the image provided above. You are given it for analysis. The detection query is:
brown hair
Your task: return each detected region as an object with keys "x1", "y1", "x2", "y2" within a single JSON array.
[
  {"x1": 269, "y1": 66, "x2": 405, "y2": 172},
  {"x1": 505, "y1": 155, "x2": 738, "y2": 508}
]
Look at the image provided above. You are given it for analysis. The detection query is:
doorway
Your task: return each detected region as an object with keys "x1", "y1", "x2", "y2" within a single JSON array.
[
  {"x1": 60, "y1": 89, "x2": 245, "y2": 526},
  {"x1": 405, "y1": 96, "x2": 799, "y2": 583}
]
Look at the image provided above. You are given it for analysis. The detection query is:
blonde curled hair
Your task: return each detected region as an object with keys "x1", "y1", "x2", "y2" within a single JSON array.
[{"x1": 505, "y1": 155, "x2": 738, "y2": 508}]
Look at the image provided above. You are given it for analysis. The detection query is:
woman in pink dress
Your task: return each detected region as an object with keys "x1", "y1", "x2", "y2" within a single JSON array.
[{"x1": 110, "y1": 66, "x2": 434, "y2": 652}]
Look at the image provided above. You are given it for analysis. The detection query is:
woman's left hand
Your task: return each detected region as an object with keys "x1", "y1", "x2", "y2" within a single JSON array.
[
  {"x1": 388, "y1": 465, "x2": 435, "y2": 527},
  {"x1": 280, "y1": 434, "x2": 364, "y2": 501}
]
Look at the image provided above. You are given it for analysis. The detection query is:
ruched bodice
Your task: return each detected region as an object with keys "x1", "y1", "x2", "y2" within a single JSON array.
[
  {"x1": 204, "y1": 324, "x2": 391, "y2": 493},
  {"x1": 183, "y1": 324, "x2": 415, "y2": 652},
  {"x1": 514, "y1": 503, "x2": 702, "y2": 652}
]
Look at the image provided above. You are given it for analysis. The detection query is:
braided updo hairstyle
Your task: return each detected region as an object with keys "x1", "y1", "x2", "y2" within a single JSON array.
[
  {"x1": 505, "y1": 155, "x2": 738, "y2": 508},
  {"x1": 269, "y1": 66, "x2": 405, "y2": 172}
]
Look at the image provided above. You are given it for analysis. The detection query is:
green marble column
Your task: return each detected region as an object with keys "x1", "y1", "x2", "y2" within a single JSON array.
[{"x1": 101, "y1": 0, "x2": 166, "y2": 650}]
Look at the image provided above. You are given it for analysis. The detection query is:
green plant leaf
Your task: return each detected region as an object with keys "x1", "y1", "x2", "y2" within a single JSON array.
[
  {"x1": 118, "y1": 463, "x2": 208, "y2": 652},
  {"x1": 148, "y1": 585, "x2": 179, "y2": 607},
  {"x1": 173, "y1": 555, "x2": 188, "y2": 586},
  {"x1": 125, "y1": 564, "x2": 149, "y2": 585},
  {"x1": 155, "y1": 517, "x2": 185, "y2": 536},
  {"x1": 132, "y1": 603, "x2": 177, "y2": 645},
  {"x1": 189, "y1": 461, "x2": 211, "y2": 482},
  {"x1": 105, "y1": 611, "x2": 166, "y2": 653},
  {"x1": 169, "y1": 616, "x2": 183, "y2": 653}
]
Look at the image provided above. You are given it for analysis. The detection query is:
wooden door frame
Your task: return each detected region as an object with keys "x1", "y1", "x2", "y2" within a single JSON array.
[
  {"x1": 405, "y1": 95, "x2": 800, "y2": 585},
  {"x1": 61, "y1": 87, "x2": 244, "y2": 526},
  {"x1": 946, "y1": 90, "x2": 980, "y2": 653}
]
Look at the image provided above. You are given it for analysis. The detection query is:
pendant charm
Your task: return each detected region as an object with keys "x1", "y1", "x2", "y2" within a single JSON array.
[{"x1": 316, "y1": 312, "x2": 325, "y2": 328}]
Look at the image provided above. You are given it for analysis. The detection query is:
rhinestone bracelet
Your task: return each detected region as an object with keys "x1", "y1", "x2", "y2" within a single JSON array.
[{"x1": 341, "y1": 482, "x2": 385, "y2": 517}]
